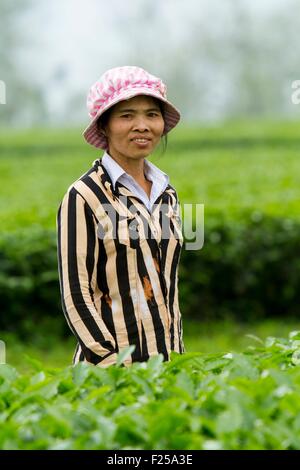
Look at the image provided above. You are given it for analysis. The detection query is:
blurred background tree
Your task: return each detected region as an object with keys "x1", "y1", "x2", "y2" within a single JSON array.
[
  {"x1": 0, "y1": 0, "x2": 47, "y2": 126},
  {"x1": 1, "y1": 0, "x2": 300, "y2": 127}
]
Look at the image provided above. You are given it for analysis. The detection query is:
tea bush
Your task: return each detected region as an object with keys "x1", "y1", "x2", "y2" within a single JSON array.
[{"x1": 1, "y1": 332, "x2": 300, "y2": 450}]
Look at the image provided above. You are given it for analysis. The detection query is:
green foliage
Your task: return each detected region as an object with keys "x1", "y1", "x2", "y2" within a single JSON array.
[
  {"x1": 1, "y1": 334, "x2": 300, "y2": 450},
  {"x1": 1, "y1": 214, "x2": 300, "y2": 336},
  {"x1": 180, "y1": 214, "x2": 300, "y2": 321},
  {"x1": 1, "y1": 121, "x2": 300, "y2": 231},
  {"x1": 0, "y1": 122, "x2": 300, "y2": 329},
  {"x1": 4, "y1": 318, "x2": 300, "y2": 374},
  {"x1": 0, "y1": 228, "x2": 62, "y2": 336}
]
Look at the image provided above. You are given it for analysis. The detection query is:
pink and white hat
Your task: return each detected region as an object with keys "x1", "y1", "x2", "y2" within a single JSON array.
[{"x1": 83, "y1": 66, "x2": 181, "y2": 149}]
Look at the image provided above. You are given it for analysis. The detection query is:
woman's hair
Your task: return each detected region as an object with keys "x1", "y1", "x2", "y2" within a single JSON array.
[{"x1": 97, "y1": 97, "x2": 168, "y2": 154}]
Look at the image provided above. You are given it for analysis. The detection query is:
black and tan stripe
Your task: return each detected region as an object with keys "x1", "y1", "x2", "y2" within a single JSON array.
[{"x1": 57, "y1": 158, "x2": 185, "y2": 367}]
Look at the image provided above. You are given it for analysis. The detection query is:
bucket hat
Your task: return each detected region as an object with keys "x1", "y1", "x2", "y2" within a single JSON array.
[{"x1": 83, "y1": 65, "x2": 181, "y2": 149}]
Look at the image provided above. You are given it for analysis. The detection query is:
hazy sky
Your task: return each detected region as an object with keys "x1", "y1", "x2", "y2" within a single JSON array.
[
  {"x1": 22, "y1": 0, "x2": 284, "y2": 87},
  {"x1": 13, "y1": 0, "x2": 296, "y2": 124}
]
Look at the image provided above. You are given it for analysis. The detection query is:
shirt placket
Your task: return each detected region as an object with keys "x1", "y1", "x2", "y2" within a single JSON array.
[{"x1": 107, "y1": 176, "x2": 173, "y2": 344}]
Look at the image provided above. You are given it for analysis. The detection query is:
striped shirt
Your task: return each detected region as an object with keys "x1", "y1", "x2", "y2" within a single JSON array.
[{"x1": 57, "y1": 157, "x2": 185, "y2": 368}]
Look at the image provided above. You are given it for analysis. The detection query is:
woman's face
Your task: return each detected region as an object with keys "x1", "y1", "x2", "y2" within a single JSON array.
[{"x1": 103, "y1": 95, "x2": 165, "y2": 162}]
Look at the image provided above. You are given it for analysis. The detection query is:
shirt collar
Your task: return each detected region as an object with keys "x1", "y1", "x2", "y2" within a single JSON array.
[
  {"x1": 144, "y1": 158, "x2": 169, "y2": 187},
  {"x1": 101, "y1": 151, "x2": 169, "y2": 190}
]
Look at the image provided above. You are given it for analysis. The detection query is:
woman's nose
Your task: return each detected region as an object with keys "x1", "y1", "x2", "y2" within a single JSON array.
[{"x1": 132, "y1": 116, "x2": 150, "y2": 131}]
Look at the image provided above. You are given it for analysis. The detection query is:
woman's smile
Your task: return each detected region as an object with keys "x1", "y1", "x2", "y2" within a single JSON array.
[{"x1": 131, "y1": 137, "x2": 151, "y2": 147}]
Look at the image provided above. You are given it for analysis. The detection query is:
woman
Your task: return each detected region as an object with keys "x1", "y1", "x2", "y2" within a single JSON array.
[{"x1": 57, "y1": 65, "x2": 185, "y2": 368}]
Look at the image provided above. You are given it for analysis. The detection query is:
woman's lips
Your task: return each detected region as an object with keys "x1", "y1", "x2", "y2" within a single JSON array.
[{"x1": 131, "y1": 138, "x2": 151, "y2": 147}]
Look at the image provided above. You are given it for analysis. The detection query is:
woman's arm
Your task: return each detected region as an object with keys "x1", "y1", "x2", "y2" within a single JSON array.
[{"x1": 57, "y1": 187, "x2": 118, "y2": 366}]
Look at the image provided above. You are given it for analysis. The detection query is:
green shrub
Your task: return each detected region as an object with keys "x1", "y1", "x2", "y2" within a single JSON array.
[
  {"x1": 0, "y1": 214, "x2": 300, "y2": 337},
  {"x1": 181, "y1": 213, "x2": 300, "y2": 321},
  {"x1": 0, "y1": 228, "x2": 63, "y2": 336},
  {"x1": 1, "y1": 333, "x2": 300, "y2": 450}
]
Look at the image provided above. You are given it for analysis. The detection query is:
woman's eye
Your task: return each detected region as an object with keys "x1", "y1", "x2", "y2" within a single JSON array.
[
  {"x1": 121, "y1": 114, "x2": 131, "y2": 118},
  {"x1": 148, "y1": 112, "x2": 159, "y2": 117}
]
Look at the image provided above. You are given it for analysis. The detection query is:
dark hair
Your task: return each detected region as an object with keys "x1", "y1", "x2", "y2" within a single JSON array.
[
  {"x1": 97, "y1": 108, "x2": 112, "y2": 130},
  {"x1": 97, "y1": 97, "x2": 168, "y2": 155},
  {"x1": 156, "y1": 100, "x2": 168, "y2": 155}
]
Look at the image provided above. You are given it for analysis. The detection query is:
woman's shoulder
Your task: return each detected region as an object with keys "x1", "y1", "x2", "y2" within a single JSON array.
[{"x1": 165, "y1": 183, "x2": 180, "y2": 203}]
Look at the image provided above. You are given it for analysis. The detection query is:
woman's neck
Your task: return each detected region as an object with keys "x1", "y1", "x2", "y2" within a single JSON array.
[{"x1": 108, "y1": 152, "x2": 148, "y2": 184}]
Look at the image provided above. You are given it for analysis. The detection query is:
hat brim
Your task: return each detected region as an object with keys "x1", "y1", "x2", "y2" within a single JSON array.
[{"x1": 82, "y1": 87, "x2": 181, "y2": 150}]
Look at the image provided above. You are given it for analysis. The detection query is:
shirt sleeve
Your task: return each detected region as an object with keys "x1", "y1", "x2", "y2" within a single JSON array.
[{"x1": 56, "y1": 187, "x2": 118, "y2": 366}]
